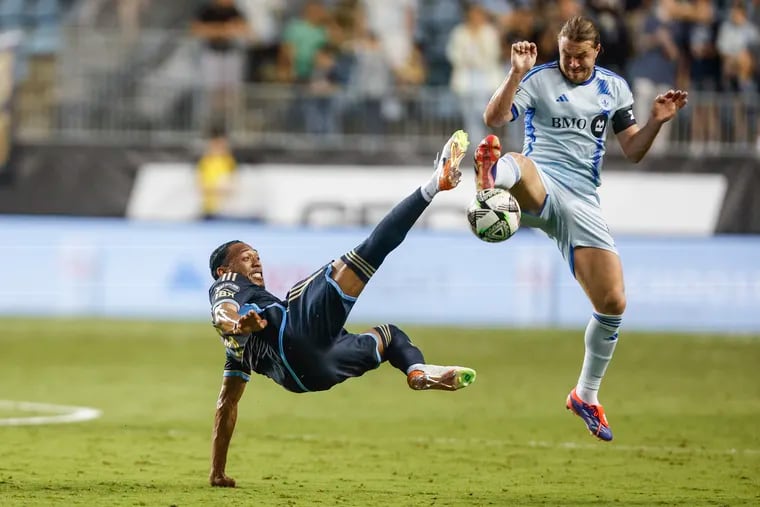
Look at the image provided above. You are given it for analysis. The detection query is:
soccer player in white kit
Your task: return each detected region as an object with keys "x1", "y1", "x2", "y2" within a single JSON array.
[{"x1": 476, "y1": 16, "x2": 688, "y2": 441}]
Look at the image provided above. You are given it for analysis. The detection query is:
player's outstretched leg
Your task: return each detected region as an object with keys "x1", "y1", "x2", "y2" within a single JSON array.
[
  {"x1": 373, "y1": 324, "x2": 476, "y2": 392},
  {"x1": 339, "y1": 130, "x2": 469, "y2": 284}
]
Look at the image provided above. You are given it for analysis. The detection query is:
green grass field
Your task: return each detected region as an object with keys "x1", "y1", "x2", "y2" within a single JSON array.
[{"x1": 1, "y1": 318, "x2": 758, "y2": 506}]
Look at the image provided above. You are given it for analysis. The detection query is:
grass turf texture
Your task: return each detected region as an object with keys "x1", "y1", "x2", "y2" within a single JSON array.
[{"x1": 1, "y1": 319, "x2": 758, "y2": 506}]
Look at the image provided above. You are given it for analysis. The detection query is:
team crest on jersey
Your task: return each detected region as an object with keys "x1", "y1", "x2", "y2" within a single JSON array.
[
  {"x1": 590, "y1": 114, "x2": 608, "y2": 138},
  {"x1": 598, "y1": 94, "x2": 613, "y2": 111}
]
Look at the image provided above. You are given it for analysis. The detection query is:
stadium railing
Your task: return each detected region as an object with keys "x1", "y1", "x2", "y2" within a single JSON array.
[{"x1": 14, "y1": 28, "x2": 760, "y2": 158}]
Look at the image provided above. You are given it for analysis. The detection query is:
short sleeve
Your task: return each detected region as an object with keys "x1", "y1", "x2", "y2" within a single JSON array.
[{"x1": 511, "y1": 73, "x2": 537, "y2": 122}]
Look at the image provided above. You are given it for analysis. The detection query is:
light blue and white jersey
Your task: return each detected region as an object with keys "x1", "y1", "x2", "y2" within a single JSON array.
[{"x1": 511, "y1": 62, "x2": 636, "y2": 192}]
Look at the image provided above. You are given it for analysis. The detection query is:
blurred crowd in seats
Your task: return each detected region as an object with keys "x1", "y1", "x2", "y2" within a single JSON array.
[
  {"x1": 5, "y1": 0, "x2": 758, "y2": 151},
  {"x1": 189, "y1": 0, "x2": 760, "y2": 149}
]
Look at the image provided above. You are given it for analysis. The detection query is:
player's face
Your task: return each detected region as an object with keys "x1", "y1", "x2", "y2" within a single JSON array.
[
  {"x1": 227, "y1": 243, "x2": 265, "y2": 287},
  {"x1": 558, "y1": 37, "x2": 600, "y2": 84}
]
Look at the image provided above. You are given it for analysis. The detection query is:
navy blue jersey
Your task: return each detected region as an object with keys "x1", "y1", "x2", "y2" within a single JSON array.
[
  {"x1": 208, "y1": 272, "x2": 301, "y2": 391},
  {"x1": 209, "y1": 265, "x2": 382, "y2": 393}
]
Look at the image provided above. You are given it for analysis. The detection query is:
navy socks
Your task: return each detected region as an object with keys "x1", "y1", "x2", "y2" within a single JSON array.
[{"x1": 341, "y1": 188, "x2": 430, "y2": 283}]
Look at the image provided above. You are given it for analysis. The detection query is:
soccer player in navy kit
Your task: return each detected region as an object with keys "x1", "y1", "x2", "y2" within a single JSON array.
[
  {"x1": 475, "y1": 17, "x2": 688, "y2": 441},
  {"x1": 207, "y1": 131, "x2": 476, "y2": 487}
]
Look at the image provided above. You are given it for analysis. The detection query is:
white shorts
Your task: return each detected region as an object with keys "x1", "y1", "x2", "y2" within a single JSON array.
[{"x1": 519, "y1": 163, "x2": 618, "y2": 275}]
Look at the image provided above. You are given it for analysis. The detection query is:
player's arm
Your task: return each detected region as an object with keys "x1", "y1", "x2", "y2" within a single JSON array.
[
  {"x1": 483, "y1": 41, "x2": 537, "y2": 127},
  {"x1": 616, "y1": 89, "x2": 688, "y2": 163},
  {"x1": 212, "y1": 302, "x2": 268, "y2": 336},
  {"x1": 209, "y1": 375, "x2": 246, "y2": 487},
  {"x1": 207, "y1": 279, "x2": 268, "y2": 487}
]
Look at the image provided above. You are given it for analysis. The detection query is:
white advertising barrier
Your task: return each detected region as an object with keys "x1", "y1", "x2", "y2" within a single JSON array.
[
  {"x1": 127, "y1": 163, "x2": 727, "y2": 235},
  {"x1": 1, "y1": 217, "x2": 759, "y2": 333}
]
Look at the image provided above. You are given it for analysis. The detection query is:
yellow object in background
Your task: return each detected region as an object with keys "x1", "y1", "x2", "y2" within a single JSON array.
[{"x1": 197, "y1": 137, "x2": 236, "y2": 219}]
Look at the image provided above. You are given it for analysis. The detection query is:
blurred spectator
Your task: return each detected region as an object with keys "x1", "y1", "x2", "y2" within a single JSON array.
[
  {"x1": 446, "y1": 2, "x2": 503, "y2": 145},
  {"x1": 277, "y1": 1, "x2": 329, "y2": 83},
  {"x1": 717, "y1": 1, "x2": 759, "y2": 93},
  {"x1": 304, "y1": 44, "x2": 342, "y2": 135},
  {"x1": 117, "y1": 0, "x2": 146, "y2": 42},
  {"x1": 628, "y1": 0, "x2": 680, "y2": 154},
  {"x1": 681, "y1": 0, "x2": 721, "y2": 148},
  {"x1": 78, "y1": 0, "x2": 146, "y2": 42},
  {"x1": 415, "y1": 0, "x2": 462, "y2": 86},
  {"x1": 359, "y1": 0, "x2": 416, "y2": 74},
  {"x1": 348, "y1": 30, "x2": 395, "y2": 134},
  {"x1": 328, "y1": 0, "x2": 362, "y2": 85},
  {"x1": 588, "y1": 0, "x2": 632, "y2": 76},
  {"x1": 501, "y1": 1, "x2": 539, "y2": 42},
  {"x1": 396, "y1": 41, "x2": 428, "y2": 88},
  {"x1": 477, "y1": 0, "x2": 516, "y2": 25},
  {"x1": 197, "y1": 122, "x2": 237, "y2": 220},
  {"x1": 191, "y1": 0, "x2": 249, "y2": 124},
  {"x1": 17, "y1": 0, "x2": 62, "y2": 133},
  {"x1": 717, "y1": 1, "x2": 759, "y2": 143},
  {"x1": 236, "y1": 0, "x2": 286, "y2": 82},
  {"x1": 535, "y1": 0, "x2": 583, "y2": 63}
]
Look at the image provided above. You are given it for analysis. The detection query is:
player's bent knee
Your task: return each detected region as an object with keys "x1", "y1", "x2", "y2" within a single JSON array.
[
  {"x1": 599, "y1": 291, "x2": 626, "y2": 316},
  {"x1": 506, "y1": 152, "x2": 536, "y2": 174},
  {"x1": 504, "y1": 152, "x2": 546, "y2": 214},
  {"x1": 330, "y1": 259, "x2": 366, "y2": 298}
]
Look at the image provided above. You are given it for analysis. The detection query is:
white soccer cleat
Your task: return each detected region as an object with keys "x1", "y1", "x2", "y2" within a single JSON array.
[
  {"x1": 407, "y1": 364, "x2": 477, "y2": 391},
  {"x1": 433, "y1": 130, "x2": 469, "y2": 191}
]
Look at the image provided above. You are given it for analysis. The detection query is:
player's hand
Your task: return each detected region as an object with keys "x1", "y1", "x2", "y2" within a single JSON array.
[
  {"x1": 209, "y1": 472, "x2": 236, "y2": 488},
  {"x1": 234, "y1": 310, "x2": 268, "y2": 334},
  {"x1": 651, "y1": 89, "x2": 688, "y2": 124},
  {"x1": 511, "y1": 41, "x2": 537, "y2": 75}
]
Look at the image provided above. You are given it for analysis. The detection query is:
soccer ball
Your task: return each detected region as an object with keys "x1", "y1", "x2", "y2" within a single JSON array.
[{"x1": 466, "y1": 188, "x2": 521, "y2": 243}]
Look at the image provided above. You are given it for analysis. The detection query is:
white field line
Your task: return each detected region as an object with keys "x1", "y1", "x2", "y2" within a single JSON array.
[
  {"x1": 0, "y1": 400, "x2": 101, "y2": 426},
  {"x1": 269, "y1": 433, "x2": 760, "y2": 457}
]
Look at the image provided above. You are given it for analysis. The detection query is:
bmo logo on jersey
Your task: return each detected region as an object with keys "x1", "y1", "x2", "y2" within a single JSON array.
[
  {"x1": 551, "y1": 117, "x2": 587, "y2": 129},
  {"x1": 551, "y1": 114, "x2": 608, "y2": 138}
]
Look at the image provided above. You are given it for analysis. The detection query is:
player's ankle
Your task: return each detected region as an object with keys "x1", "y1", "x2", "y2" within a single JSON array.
[{"x1": 575, "y1": 386, "x2": 599, "y2": 405}]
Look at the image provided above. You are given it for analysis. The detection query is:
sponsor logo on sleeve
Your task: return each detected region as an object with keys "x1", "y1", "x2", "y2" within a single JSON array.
[
  {"x1": 216, "y1": 282, "x2": 240, "y2": 292},
  {"x1": 215, "y1": 289, "x2": 235, "y2": 299}
]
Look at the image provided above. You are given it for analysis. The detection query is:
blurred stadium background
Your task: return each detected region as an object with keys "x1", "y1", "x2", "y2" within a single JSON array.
[{"x1": 0, "y1": 1, "x2": 759, "y2": 505}]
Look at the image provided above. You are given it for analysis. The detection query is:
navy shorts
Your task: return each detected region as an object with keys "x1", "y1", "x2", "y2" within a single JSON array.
[{"x1": 281, "y1": 263, "x2": 382, "y2": 392}]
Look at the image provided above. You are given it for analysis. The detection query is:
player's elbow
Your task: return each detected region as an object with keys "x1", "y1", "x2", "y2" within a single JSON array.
[
  {"x1": 483, "y1": 111, "x2": 507, "y2": 129},
  {"x1": 626, "y1": 151, "x2": 645, "y2": 164}
]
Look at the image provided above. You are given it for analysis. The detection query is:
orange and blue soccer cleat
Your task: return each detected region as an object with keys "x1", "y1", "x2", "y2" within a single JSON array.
[
  {"x1": 473, "y1": 134, "x2": 501, "y2": 190},
  {"x1": 566, "y1": 388, "x2": 613, "y2": 441},
  {"x1": 435, "y1": 129, "x2": 470, "y2": 191},
  {"x1": 407, "y1": 365, "x2": 477, "y2": 391}
]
